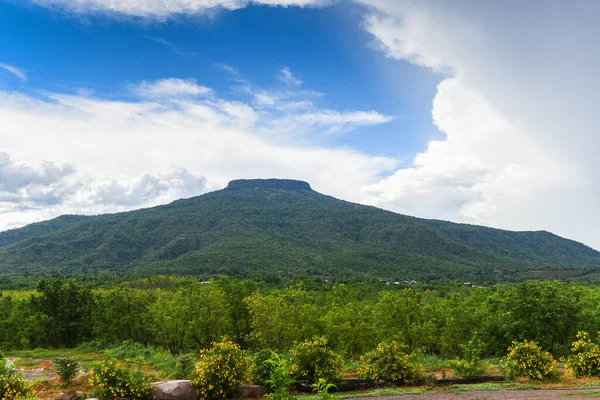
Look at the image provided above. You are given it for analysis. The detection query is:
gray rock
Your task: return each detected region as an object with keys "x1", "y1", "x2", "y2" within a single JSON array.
[
  {"x1": 152, "y1": 380, "x2": 199, "y2": 400},
  {"x1": 56, "y1": 392, "x2": 85, "y2": 400},
  {"x1": 239, "y1": 384, "x2": 268, "y2": 399}
]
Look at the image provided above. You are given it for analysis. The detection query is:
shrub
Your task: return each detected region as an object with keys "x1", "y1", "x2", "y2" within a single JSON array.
[
  {"x1": 448, "y1": 335, "x2": 488, "y2": 377},
  {"x1": 311, "y1": 378, "x2": 337, "y2": 400},
  {"x1": 566, "y1": 331, "x2": 600, "y2": 377},
  {"x1": 290, "y1": 337, "x2": 343, "y2": 384},
  {"x1": 173, "y1": 353, "x2": 196, "y2": 379},
  {"x1": 54, "y1": 356, "x2": 80, "y2": 384},
  {"x1": 0, "y1": 356, "x2": 34, "y2": 399},
  {"x1": 191, "y1": 338, "x2": 250, "y2": 400},
  {"x1": 264, "y1": 354, "x2": 295, "y2": 400},
  {"x1": 89, "y1": 359, "x2": 155, "y2": 400},
  {"x1": 251, "y1": 349, "x2": 278, "y2": 386},
  {"x1": 358, "y1": 341, "x2": 421, "y2": 383},
  {"x1": 503, "y1": 340, "x2": 556, "y2": 380}
]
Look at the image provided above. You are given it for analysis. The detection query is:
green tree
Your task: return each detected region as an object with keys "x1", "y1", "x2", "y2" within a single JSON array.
[
  {"x1": 184, "y1": 284, "x2": 233, "y2": 350},
  {"x1": 150, "y1": 290, "x2": 190, "y2": 355},
  {"x1": 93, "y1": 288, "x2": 156, "y2": 345},
  {"x1": 33, "y1": 277, "x2": 93, "y2": 348},
  {"x1": 246, "y1": 284, "x2": 317, "y2": 350},
  {"x1": 321, "y1": 285, "x2": 375, "y2": 358},
  {"x1": 373, "y1": 289, "x2": 433, "y2": 352}
]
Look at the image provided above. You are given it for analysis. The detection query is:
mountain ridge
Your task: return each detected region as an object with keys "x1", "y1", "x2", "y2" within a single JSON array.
[{"x1": 0, "y1": 179, "x2": 598, "y2": 281}]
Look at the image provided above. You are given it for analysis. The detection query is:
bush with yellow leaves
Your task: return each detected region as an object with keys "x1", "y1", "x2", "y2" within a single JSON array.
[
  {"x1": 503, "y1": 340, "x2": 556, "y2": 380},
  {"x1": 191, "y1": 338, "x2": 250, "y2": 400},
  {"x1": 89, "y1": 359, "x2": 154, "y2": 400},
  {"x1": 566, "y1": 331, "x2": 600, "y2": 377},
  {"x1": 0, "y1": 355, "x2": 34, "y2": 399},
  {"x1": 289, "y1": 337, "x2": 343, "y2": 384},
  {"x1": 358, "y1": 341, "x2": 421, "y2": 383}
]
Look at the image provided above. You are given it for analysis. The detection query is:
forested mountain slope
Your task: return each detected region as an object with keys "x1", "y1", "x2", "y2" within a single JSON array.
[{"x1": 0, "y1": 179, "x2": 598, "y2": 281}]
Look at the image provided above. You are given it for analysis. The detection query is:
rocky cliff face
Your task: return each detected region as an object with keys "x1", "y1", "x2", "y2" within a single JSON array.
[{"x1": 226, "y1": 179, "x2": 312, "y2": 191}]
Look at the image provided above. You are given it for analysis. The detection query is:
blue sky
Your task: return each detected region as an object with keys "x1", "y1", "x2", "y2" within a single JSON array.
[
  {"x1": 0, "y1": 1, "x2": 440, "y2": 160},
  {"x1": 1, "y1": 0, "x2": 599, "y2": 249}
]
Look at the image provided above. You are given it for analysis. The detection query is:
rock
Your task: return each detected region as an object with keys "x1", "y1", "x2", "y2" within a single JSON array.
[
  {"x1": 239, "y1": 384, "x2": 268, "y2": 398},
  {"x1": 56, "y1": 392, "x2": 85, "y2": 400},
  {"x1": 152, "y1": 380, "x2": 199, "y2": 400}
]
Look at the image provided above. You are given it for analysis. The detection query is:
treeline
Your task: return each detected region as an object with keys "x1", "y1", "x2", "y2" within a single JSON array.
[{"x1": 0, "y1": 276, "x2": 598, "y2": 359}]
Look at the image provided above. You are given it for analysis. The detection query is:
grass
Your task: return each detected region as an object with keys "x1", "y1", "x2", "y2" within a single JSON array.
[
  {"x1": 14, "y1": 360, "x2": 41, "y2": 368},
  {"x1": 5, "y1": 348, "x2": 105, "y2": 372},
  {"x1": 298, "y1": 387, "x2": 428, "y2": 400},
  {"x1": 565, "y1": 390, "x2": 600, "y2": 397},
  {"x1": 447, "y1": 382, "x2": 539, "y2": 392}
]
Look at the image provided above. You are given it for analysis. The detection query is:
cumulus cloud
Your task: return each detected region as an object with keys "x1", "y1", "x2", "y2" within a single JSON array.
[
  {"x1": 29, "y1": 0, "x2": 329, "y2": 18},
  {"x1": 0, "y1": 63, "x2": 27, "y2": 82},
  {"x1": 357, "y1": 0, "x2": 600, "y2": 248},
  {"x1": 0, "y1": 70, "x2": 394, "y2": 230}
]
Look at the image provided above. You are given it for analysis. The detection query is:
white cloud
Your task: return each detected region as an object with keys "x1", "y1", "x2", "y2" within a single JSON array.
[
  {"x1": 133, "y1": 78, "x2": 212, "y2": 98},
  {"x1": 0, "y1": 63, "x2": 27, "y2": 82},
  {"x1": 268, "y1": 110, "x2": 394, "y2": 136},
  {"x1": 0, "y1": 73, "x2": 394, "y2": 230},
  {"x1": 30, "y1": 0, "x2": 329, "y2": 18},
  {"x1": 357, "y1": 0, "x2": 600, "y2": 248},
  {"x1": 277, "y1": 67, "x2": 302, "y2": 88},
  {"x1": 0, "y1": 152, "x2": 73, "y2": 196}
]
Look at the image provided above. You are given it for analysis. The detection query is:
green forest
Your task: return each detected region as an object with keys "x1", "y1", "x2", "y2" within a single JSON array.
[
  {"x1": 1, "y1": 180, "x2": 599, "y2": 282},
  {"x1": 0, "y1": 275, "x2": 596, "y2": 359}
]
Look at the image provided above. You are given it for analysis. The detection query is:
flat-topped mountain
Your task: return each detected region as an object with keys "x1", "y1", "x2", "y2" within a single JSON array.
[{"x1": 0, "y1": 179, "x2": 598, "y2": 281}]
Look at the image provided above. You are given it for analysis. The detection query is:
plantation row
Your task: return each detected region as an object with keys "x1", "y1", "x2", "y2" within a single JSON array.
[{"x1": 2, "y1": 277, "x2": 600, "y2": 359}]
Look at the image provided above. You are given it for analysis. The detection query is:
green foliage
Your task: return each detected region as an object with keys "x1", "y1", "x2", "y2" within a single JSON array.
[
  {"x1": 483, "y1": 282, "x2": 580, "y2": 357},
  {"x1": 246, "y1": 285, "x2": 317, "y2": 350},
  {"x1": 53, "y1": 356, "x2": 80, "y2": 384},
  {"x1": 289, "y1": 337, "x2": 343, "y2": 384},
  {"x1": 89, "y1": 359, "x2": 155, "y2": 400},
  {"x1": 251, "y1": 349, "x2": 279, "y2": 386},
  {"x1": 448, "y1": 334, "x2": 488, "y2": 377},
  {"x1": 103, "y1": 341, "x2": 191, "y2": 379},
  {"x1": 150, "y1": 284, "x2": 232, "y2": 355},
  {"x1": 33, "y1": 277, "x2": 93, "y2": 348},
  {"x1": 566, "y1": 331, "x2": 600, "y2": 377},
  {"x1": 502, "y1": 340, "x2": 556, "y2": 380},
  {"x1": 373, "y1": 290, "x2": 431, "y2": 353},
  {"x1": 2, "y1": 179, "x2": 598, "y2": 281},
  {"x1": 93, "y1": 288, "x2": 155, "y2": 346},
  {"x1": 358, "y1": 341, "x2": 421, "y2": 383},
  {"x1": 174, "y1": 353, "x2": 196, "y2": 379},
  {"x1": 191, "y1": 338, "x2": 250, "y2": 400},
  {"x1": 264, "y1": 354, "x2": 296, "y2": 400},
  {"x1": 311, "y1": 378, "x2": 337, "y2": 400},
  {"x1": 0, "y1": 356, "x2": 34, "y2": 399},
  {"x1": 321, "y1": 285, "x2": 375, "y2": 358}
]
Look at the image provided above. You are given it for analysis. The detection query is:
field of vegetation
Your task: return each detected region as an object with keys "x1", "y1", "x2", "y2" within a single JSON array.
[{"x1": 4, "y1": 276, "x2": 600, "y2": 398}]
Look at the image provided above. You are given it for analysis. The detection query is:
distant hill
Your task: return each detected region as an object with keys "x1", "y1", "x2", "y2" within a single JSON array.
[{"x1": 0, "y1": 179, "x2": 598, "y2": 281}]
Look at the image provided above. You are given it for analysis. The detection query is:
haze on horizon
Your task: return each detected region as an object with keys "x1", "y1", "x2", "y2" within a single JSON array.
[{"x1": 1, "y1": 0, "x2": 599, "y2": 249}]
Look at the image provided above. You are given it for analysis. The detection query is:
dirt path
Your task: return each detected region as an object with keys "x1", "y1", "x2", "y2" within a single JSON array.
[{"x1": 361, "y1": 388, "x2": 600, "y2": 399}]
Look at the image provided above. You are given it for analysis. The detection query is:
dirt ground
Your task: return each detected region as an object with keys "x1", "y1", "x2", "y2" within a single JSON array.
[{"x1": 363, "y1": 388, "x2": 600, "y2": 399}]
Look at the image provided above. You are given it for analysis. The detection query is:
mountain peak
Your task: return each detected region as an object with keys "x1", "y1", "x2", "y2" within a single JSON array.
[{"x1": 226, "y1": 179, "x2": 312, "y2": 191}]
